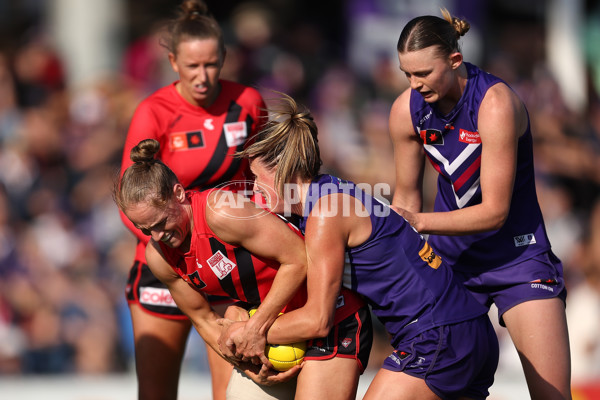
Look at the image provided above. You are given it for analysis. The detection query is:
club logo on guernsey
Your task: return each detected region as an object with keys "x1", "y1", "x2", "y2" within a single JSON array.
[
  {"x1": 223, "y1": 121, "x2": 247, "y2": 147},
  {"x1": 341, "y1": 338, "x2": 353, "y2": 348},
  {"x1": 207, "y1": 250, "x2": 236, "y2": 280},
  {"x1": 418, "y1": 242, "x2": 442, "y2": 269}
]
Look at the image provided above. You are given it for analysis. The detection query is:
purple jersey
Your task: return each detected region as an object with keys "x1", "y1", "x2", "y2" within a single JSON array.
[
  {"x1": 409, "y1": 62, "x2": 553, "y2": 272},
  {"x1": 299, "y1": 175, "x2": 488, "y2": 346}
]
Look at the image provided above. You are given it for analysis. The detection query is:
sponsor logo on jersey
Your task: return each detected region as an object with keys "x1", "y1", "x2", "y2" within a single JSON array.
[
  {"x1": 418, "y1": 242, "x2": 442, "y2": 269},
  {"x1": 341, "y1": 338, "x2": 353, "y2": 348},
  {"x1": 139, "y1": 287, "x2": 177, "y2": 307},
  {"x1": 207, "y1": 250, "x2": 236, "y2": 279},
  {"x1": 186, "y1": 271, "x2": 207, "y2": 290},
  {"x1": 530, "y1": 282, "x2": 555, "y2": 292},
  {"x1": 169, "y1": 130, "x2": 205, "y2": 151},
  {"x1": 458, "y1": 129, "x2": 481, "y2": 144},
  {"x1": 223, "y1": 121, "x2": 247, "y2": 147},
  {"x1": 204, "y1": 118, "x2": 214, "y2": 130},
  {"x1": 420, "y1": 129, "x2": 444, "y2": 145},
  {"x1": 513, "y1": 233, "x2": 536, "y2": 247}
]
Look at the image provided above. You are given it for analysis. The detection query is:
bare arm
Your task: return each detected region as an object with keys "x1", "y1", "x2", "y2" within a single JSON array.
[
  {"x1": 207, "y1": 191, "x2": 307, "y2": 362},
  {"x1": 390, "y1": 88, "x2": 426, "y2": 213},
  {"x1": 145, "y1": 240, "x2": 223, "y2": 353},
  {"x1": 264, "y1": 194, "x2": 372, "y2": 344},
  {"x1": 395, "y1": 83, "x2": 526, "y2": 235}
]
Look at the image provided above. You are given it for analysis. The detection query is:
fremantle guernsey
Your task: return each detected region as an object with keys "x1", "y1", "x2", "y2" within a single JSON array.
[
  {"x1": 122, "y1": 80, "x2": 266, "y2": 262},
  {"x1": 299, "y1": 175, "x2": 488, "y2": 345},
  {"x1": 409, "y1": 62, "x2": 552, "y2": 273}
]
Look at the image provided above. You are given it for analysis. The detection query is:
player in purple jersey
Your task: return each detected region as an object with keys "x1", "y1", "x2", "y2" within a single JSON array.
[
  {"x1": 220, "y1": 93, "x2": 499, "y2": 400},
  {"x1": 389, "y1": 9, "x2": 571, "y2": 400}
]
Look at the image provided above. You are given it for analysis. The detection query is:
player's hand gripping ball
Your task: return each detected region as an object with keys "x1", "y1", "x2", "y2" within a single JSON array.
[{"x1": 249, "y1": 308, "x2": 306, "y2": 371}]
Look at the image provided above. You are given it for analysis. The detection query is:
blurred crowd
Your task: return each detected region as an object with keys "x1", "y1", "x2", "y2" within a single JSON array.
[{"x1": 0, "y1": 0, "x2": 598, "y2": 391}]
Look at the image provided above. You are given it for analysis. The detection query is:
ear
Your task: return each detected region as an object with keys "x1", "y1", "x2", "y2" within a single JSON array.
[
  {"x1": 168, "y1": 52, "x2": 179, "y2": 73},
  {"x1": 173, "y1": 183, "x2": 186, "y2": 203},
  {"x1": 449, "y1": 52, "x2": 463, "y2": 70}
]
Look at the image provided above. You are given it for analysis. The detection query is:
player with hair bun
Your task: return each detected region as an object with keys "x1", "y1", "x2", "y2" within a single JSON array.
[
  {"x1": 116, "y1": 139, "x2": 372, "y2": 400},
  {"x1": 119, "y1": 1, "x2": 266, "y2": 399},
  {"x1": 389, "y1": 9, "x2": 571, "y2": 400},
  {"x1": 223, "y1": 92, "x2": 499, "y2": 400}
]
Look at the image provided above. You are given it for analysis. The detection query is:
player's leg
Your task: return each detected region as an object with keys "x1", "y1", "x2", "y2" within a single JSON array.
[
  {"x1": 502, "y1": 297, "x2": 572, "y2": 400},
  {"x1": 363, "y1": 369, "x2": 440, "y2": 400},
  {"x1": 296, "y1": 357, "x2": 361, "y2": 400},
  {"x1": 130, "y1": 304, "x2": 191, "y2": 400}
]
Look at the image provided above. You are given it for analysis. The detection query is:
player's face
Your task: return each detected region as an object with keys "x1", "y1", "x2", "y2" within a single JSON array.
[
  {"x1": 398, "y1": 46, "x2": 459, "y2": 104},
  {"x1": 169, "y1": 37, "x2": 224, "y2": 108},
  {"x1": 126, "y1": 187, "x2": 192, "y2": 249},
  {"x1": 249, "y1": 158, "x2": 284, "y2": 214}
]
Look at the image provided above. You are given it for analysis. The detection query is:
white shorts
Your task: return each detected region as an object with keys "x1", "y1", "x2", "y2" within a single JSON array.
[{"x1": 226, "y1": 367, "x2": 297, "y2": 400}]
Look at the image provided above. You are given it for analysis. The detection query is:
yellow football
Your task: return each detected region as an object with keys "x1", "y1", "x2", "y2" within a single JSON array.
[{"x1": 248, "y1": 308, "x2": 307, "y2": 371}]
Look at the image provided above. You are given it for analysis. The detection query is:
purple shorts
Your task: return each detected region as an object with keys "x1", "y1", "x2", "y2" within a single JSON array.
[
  {"x1": 453, "y1": 251, "x2": 567, "y2": 326},
  {"x1": 382, "y1": 315, "x2": 498, "y2": 400}
]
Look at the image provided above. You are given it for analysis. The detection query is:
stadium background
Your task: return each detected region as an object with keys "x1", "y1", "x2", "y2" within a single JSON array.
[{"x1": 0, "y1": 0, "x2": 599, "y2": 398}]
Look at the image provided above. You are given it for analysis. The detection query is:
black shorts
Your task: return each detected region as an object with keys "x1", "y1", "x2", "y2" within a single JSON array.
[
  {"x1": 304, "y1": 305, "x2": 373, "y2": 373},
  {"x1": 125, "y1": 261, "x2": 231, "y2": 320}
]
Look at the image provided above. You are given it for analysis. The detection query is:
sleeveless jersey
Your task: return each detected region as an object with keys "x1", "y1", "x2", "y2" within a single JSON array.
[
  {"x1": 158, "y1": 190, "x2": 307, "y2": 311},
  {"x1": 409, "y1": 62, "x2": 552, "y2": 272},
  {"x1": 299, "y1": 175, "x2": 488, "y2": 346},
  {"x1": 121, "y1": 80, "x2": 266, "y2": 262}
]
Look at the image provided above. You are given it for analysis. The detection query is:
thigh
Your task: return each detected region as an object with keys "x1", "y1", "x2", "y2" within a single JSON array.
[
  {"x1": 296, "y1": 358, "x2": 360, "y2": 400},
  {"x1": 363, "y1": 368, "x2": 439, "y2": 400},
  {"x1": 503, "y1": 297, "x2": 571, "y2": 400},
  {"x1": 206, "y1": 342, "x2": 234, "y2": 400},
  {"x1": 129, "y1": 303, "x2": 191, "y2": 400}
]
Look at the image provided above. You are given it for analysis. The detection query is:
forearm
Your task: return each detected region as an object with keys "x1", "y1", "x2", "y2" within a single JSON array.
[
  {"x1": 246, "y1": 263, "x2": 305, "y2": 336},
  {"x1": 413, "y1": 203, "x2": 508, "y2": 235}
]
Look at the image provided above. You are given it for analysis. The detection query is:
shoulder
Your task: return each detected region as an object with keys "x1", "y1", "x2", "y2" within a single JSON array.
[
  {"x1": 389, "y1": 88, "x2": 415, "y2": 138},
  {"x1": 480, "y1": 82, "x2": 525, "y2": 119},
  {"x1": 220, "y1": 80, "x2": 265, "y2": 108}
]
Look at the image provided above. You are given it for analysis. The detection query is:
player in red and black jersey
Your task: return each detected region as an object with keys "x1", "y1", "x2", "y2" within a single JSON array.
[
  {"x1": 118, "y1": 1, "x2": 266, "y2": 399},
  {"x1": 116, "y1": 139, "x2": 372, "y2": 400}
]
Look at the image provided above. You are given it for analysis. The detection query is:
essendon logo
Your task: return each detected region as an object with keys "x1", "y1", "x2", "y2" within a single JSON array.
[
  {"x1": 207, "y1": 250, "x2": 236, "y2": 280},
  {"x1": 186, "y1": 271, "x2": 207, "y2": 290},
  {"x1": 458, "y1": 129, "x2": 481, "y2": 144},
  {"x1": 169, "y1": 130, "x2": 205, "y2": 151},
  {"x1": 223, "y1": 121, "x2": 247, "y2": 147},
  {"x1": 420, "y1": 129, "x2": 444, "y2": 145},
  {"x1": 341, "y1": 338, "x2": 352, "y2": 348}
]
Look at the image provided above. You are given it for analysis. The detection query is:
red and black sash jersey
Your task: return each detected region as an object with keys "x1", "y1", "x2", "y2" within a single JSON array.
[
  {"x1": 121, "y1": 80, "x2": 267, "y2": 261},
  {"x1": 158, "y1": 190, "x2": 307, "y2": 311}
]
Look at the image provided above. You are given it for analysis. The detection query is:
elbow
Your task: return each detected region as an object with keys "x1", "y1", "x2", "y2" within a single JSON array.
[
  {"x1": 309, "y1": 314, "x2": 334, "y2": 338},
  {"x1": 489, "y1": 209, "x2": 509, "y2": 231}
]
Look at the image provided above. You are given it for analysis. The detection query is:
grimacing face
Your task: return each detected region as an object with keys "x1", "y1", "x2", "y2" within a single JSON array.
[
  {"x1": 398, "y1": 46, "x2": 458, "y2": 104},
  {"x1": 169, "y1": 37, "x2": 224, "y2": 108},
  {"x1": 125, "y1": 186, "x2": 192, "y2": 249}
]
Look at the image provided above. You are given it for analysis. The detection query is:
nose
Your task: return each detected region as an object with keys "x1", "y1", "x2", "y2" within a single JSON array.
[
  {"x1": 150, "y1": 229, "x2": 163, "y2": 242},
  {"x1": 409, "y1": 76, "x2": 422, "y2": 90}
]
